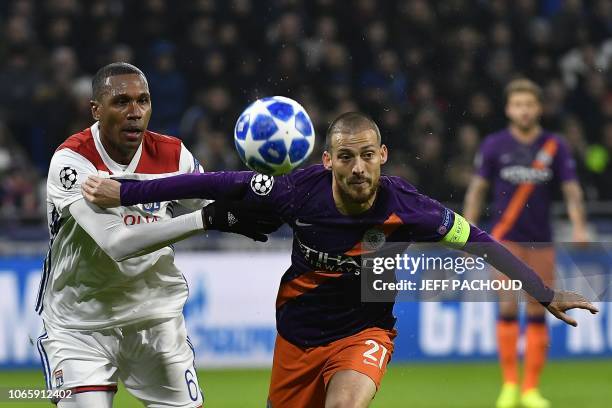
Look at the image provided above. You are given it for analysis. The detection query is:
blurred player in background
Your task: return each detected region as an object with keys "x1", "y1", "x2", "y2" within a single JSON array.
[
  {"x1": 463, "y1": 78, "x2": 589, "y2": 408},
  {"x1": 82, "y1": 112, "x2": 597, "y2": 408},
  {"x1": 38, "y1": 62, "x2": 277, "y2": 408}
]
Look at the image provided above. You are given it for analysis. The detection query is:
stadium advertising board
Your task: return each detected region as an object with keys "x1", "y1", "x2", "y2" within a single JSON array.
[{"x1": 0, "y1": 251, "x2": 610, "y2": 369}]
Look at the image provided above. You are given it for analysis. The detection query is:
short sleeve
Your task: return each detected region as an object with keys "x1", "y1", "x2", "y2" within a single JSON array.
[
  {"x1": 47, "y1": 149, "x2": 98, "y2": 214},
  {"x1": 474, "y1": 138, "x2": 497, "y2": 180},
  {"x1": 553, "y1": 137, "x2": 577, "y2": 182},
  {"x1": 177, "y1": 143, "x2": 208, "y2": 210},
  {"x1": 179, "y1": 143, "x2": 204, "y2": 174}
]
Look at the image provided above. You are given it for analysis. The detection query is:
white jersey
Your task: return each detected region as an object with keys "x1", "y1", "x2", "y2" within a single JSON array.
[{"x1": 37, "y1": 122, "x2": 206, "y2": 330}]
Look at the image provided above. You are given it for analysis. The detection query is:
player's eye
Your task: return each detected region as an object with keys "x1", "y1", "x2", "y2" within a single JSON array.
[
  {"x1": 362, "y1": 152, "x2": 374, "y2": 160},
  {"x1": 138, "y1": 96, "x2": 150, "y2": 104}
]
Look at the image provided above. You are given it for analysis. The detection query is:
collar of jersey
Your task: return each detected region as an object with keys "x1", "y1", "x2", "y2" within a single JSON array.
[{"x1": 91, "y1": 122, "x2": 143, "y2": 175}]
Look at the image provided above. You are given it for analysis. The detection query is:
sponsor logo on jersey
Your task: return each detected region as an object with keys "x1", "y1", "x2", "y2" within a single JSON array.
[
  {"x1": 297, "y1": 238, "x2": 361, "y2": 274},
  {"x1": 500, "y1": 165, "x2": 552, "y2": 184},
  {"x1": 124, "y1": 214, "x2": 161, "y2": 225},
  {"x1": 143, "y1": 202, "x2": 161, "y2": 213}
]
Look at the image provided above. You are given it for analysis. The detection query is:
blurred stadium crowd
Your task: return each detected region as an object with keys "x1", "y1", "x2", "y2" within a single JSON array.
[{"x1": 0, "y1": 0, "x2": 611, "y2": 226}]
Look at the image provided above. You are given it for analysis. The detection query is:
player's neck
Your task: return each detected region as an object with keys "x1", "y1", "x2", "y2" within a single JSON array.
[
  {"x1": 99, "y1": 135, "x2": 138, "y2": 165},
  {"x1": 509, "y1": 124, "x2": 541, "y2": 144}
]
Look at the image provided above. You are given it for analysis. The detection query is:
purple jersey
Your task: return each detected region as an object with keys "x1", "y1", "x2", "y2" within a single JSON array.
[
  {"x1": 120, "y1": 165, "x2": 554, "y2": 346},
  {"x1": 476, "y1": 129, "x2": 577, "y2": 242}
]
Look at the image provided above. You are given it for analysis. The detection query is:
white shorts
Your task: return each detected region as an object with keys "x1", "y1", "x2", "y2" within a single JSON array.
[{"x1": 37, "y1": 315, "x2": 203, "y2": 407}]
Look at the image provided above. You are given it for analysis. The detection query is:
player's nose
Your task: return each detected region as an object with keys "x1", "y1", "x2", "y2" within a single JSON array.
[
  {"x1": 352, "y1": 157, "x2": 366, "y2": 175},
  {"x1": 126, "y1": 101, "x2": 143, "y2": 119}
]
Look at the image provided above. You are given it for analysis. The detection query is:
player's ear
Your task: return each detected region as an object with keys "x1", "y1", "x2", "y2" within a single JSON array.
[
  {"x1": 91, "y1": 100, "x2": 101, "y2": 121},
  {"x1": 322, "y1": 151, "x2": 332, "y2": 169},
  {"x1": 380, "y1": 144, "x2": 388, "y2": 165}
]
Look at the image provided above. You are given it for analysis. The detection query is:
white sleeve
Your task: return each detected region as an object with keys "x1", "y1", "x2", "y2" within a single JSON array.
[
  {"x1": 47, "y1": 149, "x2": 98, "y2": 215},
  {"x1": 177, "y1": 143, "x2": 210, "y2": 210},
  {"x1": 69, "y1": 199, "x2": 204, "y2": 262}
]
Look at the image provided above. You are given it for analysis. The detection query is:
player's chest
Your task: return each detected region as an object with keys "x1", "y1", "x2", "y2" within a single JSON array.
[
  {"x1": 495, "y1": 145, "x2": 553, "y2": 185},
  {"x1": 121, "y1": 201, "x2": 173, "y2": 225}
]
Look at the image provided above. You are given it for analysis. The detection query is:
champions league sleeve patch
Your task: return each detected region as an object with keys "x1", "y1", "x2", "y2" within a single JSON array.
[
  {"x1": 250, "y1": 173, "x2": 274, "y2": 196},
  {"x1": 59, "y1": 166, "x2": 78, "y2": 190},
  {"x1": 437, "y1": 208, "x2": 453, "y2": 236}
]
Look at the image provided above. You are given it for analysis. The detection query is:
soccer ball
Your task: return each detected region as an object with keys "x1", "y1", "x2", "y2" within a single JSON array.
[{"x1": 234, "y1": 96, "x2": 315, "y2": 176}]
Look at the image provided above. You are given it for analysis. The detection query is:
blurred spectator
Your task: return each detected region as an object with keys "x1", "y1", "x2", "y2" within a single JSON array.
[
  {"x1": 592, "y1": 122, "x2": 612, "y2": 199},
  {"x1": 0, "y1": 0, "x2": 610, "y2": 225},
  {"x1": 146, "y1": 41, "x2": 187, "y2": 135},
  {"x1": 447, "y1": 124, "x2": 481, "y2": 199}
]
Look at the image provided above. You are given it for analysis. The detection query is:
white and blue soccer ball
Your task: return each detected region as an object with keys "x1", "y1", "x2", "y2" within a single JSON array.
[{"x1": 234, "y1": 96, "x2": 315, "y2": 176}]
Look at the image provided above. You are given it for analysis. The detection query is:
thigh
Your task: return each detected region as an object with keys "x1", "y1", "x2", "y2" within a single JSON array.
[
  {"x1": 524, "y1": 246, "x2": 555, "y2": 315},
  {"x1": 40, "y1": 322, "x2": 119, "y2": 402},
  {"x1": 57, "y1": 390, "x2": 114, "y2": 408},
  {"x1": 495, "y1": 241, "x2": 528, "y2": 311},
  {"x1": 323, "y1": 327, "x2": 396, "y2": 394},
  {"x1": 525, "y1": 246, "x2": 555, "y2": 286},
  {"x1": 325, "y1": 370, "x2": 376, "y2": 408},
  {"x1": 268, "y1": 333, "x2": 327, "y2": 408},
  {"x1": 118, "y1": 315, "x2": 203, "y2": 408}
]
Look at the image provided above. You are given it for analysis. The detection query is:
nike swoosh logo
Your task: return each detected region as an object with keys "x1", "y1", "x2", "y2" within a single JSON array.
[{"x1": 295, "y1": 219, "x2": 313, "y2": 227}]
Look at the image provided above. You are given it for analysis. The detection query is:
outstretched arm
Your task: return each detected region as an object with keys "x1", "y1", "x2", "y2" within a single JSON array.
[
  {"x1": 82, "y1": 171, "x2": 271, "y2": 208},
  {"x1": 446, "y1": 214, "x2": 598, "y2": 326},
  {"x1": 69, "y1": 199, "x2": 204, "y2": 262}
]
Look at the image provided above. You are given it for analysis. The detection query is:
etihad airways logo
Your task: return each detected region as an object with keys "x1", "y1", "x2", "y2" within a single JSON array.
[
  {"x1": 500, "y1": 165, "x2": 552, "y2": 184},
  {"x1": 297, "y1": 238, "x2": 362, "y2": 274}
]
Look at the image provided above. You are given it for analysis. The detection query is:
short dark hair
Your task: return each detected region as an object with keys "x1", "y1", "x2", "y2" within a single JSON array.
[
  {"x1": 504, "y1": 78, "x2": 543, "y2": 103},
  {"x1": 91, "y1": 62, "x2": 147, "y2": 101},
  {"x1": 325, "y1": 112, "x2": 381, "y2": 150}
]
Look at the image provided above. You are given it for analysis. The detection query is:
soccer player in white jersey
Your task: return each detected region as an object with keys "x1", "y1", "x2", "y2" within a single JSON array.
[{"x1": 36, "y1": 62, "x2": 279, "y2": 408}]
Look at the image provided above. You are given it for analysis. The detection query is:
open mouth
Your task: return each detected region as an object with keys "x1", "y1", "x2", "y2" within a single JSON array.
[{"x1": 121, "y1": 127, "x2": 143, "y2": 140}]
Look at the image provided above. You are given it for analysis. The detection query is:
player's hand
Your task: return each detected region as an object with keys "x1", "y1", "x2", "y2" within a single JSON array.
[
  {"x1": 545, "y1": 290, "x2": 599, "y2": 327},
  {"x1": 201, "y1": 200, "x2": 283, "y2": 242},
  {"x1": 572, "y1": 227, "x2": 590, "y2": 243},
  {"x1": 82, "y1": 176, "x2": 122, "y2": 208}
]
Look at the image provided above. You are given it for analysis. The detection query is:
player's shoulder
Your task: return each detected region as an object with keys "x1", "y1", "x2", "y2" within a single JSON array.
[
  {"x1": 541, "y1": 131, "x2": 568, "y2": 147},
  {"x1": 56, "y1": 127, "x2": 95, "y2": 156},
  {"x1": 142, "y1": 130, "x2": 183, "y2": 155},
  {"x1": 52, "y1": 128, "x2": 99, "y2": 169},
  {"x1": 481, "y1": 129, "x2": 510, "y2": 146},
  {"x1": 137, "y1": 130, "x2": 185, "y2": 174},
  {"x1": 284, "y1": 164, "x2": 330, "y2": 185},
  {"x1": 380, "y1": 174, "x2": 447, "y2": 228},
  {"x1": 144, "y1": 130, "x2": 183, "y2": 146},
  {"x1": 380, "y1": 174, "x2": 419, "y2": 196},
  {"x1": 478, "y1": 129, "x2": 510, "y2": 157},
  {"x1": 380, "y1": 175, "x2": 427, "y2": 208}
]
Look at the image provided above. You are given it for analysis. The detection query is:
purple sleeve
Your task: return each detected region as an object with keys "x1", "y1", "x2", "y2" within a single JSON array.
[
  {"x1": 474, "y1": 138, "x2": 496, "y2": 180},
  {"x1": 553, "y1": 137, "x2": 577, "y2": 182},
  {"x1": 465, "y1": 225, "x2": 555, "y2": 305},
  {"x1": 120, "y1": 171, "x2": 294, "y2": 214}
]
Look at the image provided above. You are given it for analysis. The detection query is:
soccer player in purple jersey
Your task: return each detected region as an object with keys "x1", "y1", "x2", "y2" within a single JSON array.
[
  {"x1": 83, "y1": 112, "x2": 596, "y2": 408},
  {"x1": 463, "y1": 79, "x2": 589, "y2": 408}
]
